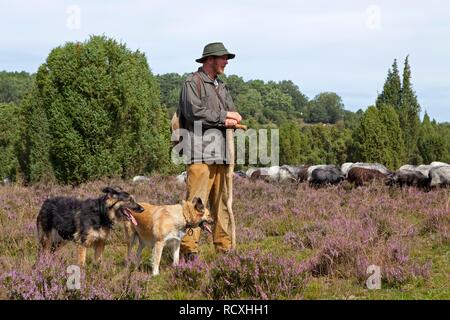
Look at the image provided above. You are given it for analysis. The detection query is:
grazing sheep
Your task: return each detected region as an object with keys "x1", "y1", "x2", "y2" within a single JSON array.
[
  {"x1": 389, "y1": 170, "x2": 431, "y2": 189},
  {"x1": 347, "y1": 167, "x2": 388, "y2": 187},
  {"x1": 309, "y1": 168, "x2": 344, "y2": 187},
  {"x1": 343, "y1": 162, "x2": 390, "y2": 177},
  {"x1": 306, "y1": 165, "x2": 337, "y2": 182},
  {"x1": 132, "y1": 176, "x2": 151, "y2": 183},
  {"x1": 429, "y1": 166, "x2": 450, "y2": 187}
]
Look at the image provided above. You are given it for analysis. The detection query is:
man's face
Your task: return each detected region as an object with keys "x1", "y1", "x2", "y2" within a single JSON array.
[{"x1": 207, "y1": 55, "x2": 228, "y2": 75}]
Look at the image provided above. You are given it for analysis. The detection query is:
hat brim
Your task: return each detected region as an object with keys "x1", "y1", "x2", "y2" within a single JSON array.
[{"x1": 196, "y1": 53, "x2": 235, "y2": 63}]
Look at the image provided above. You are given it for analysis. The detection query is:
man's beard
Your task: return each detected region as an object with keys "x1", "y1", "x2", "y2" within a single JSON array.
[{"x1": 213, "y1": 62, "x2": 225, "y2": 75}]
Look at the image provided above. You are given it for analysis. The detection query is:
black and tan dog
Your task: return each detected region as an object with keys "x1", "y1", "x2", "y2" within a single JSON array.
[
  {"x1": 125, "y1": 197, "x2": 213, "y2": 276},
  {"x1": 36, "y1": 187, "x2": 144, "y2": 266}
]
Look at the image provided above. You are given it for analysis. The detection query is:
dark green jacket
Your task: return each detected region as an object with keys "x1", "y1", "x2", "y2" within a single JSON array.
[{"x1": 178, "y1": 67, "x2": 236, "y2": 163}]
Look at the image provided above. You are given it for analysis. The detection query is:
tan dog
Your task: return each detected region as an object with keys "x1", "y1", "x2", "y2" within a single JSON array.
[{"x1": 125, "y1": 197, "x2": 213, "y2": 276}]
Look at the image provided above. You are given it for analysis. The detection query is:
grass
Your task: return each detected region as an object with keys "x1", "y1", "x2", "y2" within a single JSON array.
[{"x1": 0, "y1": 176, "x2": 449, "y2": 299}]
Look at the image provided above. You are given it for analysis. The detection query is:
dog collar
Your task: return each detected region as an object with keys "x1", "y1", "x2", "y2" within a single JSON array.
[
  {"x1": 185, "y1": 228, "x2": 194, "y2": 236},
  {"x1": 108, "y1": 199, "x2": 121, "y2": 210}
]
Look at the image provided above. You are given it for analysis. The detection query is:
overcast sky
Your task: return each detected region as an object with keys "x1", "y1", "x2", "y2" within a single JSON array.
[{"x1": 1, "y1": 0, "x2": 449, "y2": 121}]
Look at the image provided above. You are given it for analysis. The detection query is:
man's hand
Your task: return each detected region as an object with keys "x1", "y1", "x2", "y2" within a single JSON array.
[
  {"x1": 226, "y1": 111, "x2": 242, "y2": 123},
  {"x1": 225, "y1": 118, "x2": 238, "y2": 128}
]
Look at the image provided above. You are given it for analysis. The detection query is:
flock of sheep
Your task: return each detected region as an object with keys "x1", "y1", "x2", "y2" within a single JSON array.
[{"x1": 172, "y1": 161, "x2": 450, "y2": 190}]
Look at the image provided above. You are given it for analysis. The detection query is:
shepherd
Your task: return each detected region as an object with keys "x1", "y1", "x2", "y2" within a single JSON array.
[{"x1": 171, "y1": 42, "x2": 244, "y2": 260}]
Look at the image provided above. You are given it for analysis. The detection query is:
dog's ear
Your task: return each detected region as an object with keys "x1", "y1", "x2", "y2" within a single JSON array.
[
  {"x1": 192, "y1": 197, "x2": 204, "y2": 212},
  {"x1": 102, "y1": 187, "x2": 119, "y2": 198},
  {"x1": 102, "y1": 187, "x2": 115, "y2": 194}
]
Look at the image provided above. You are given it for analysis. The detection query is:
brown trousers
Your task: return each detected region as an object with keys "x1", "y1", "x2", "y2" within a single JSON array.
[{"x1": 180, "y1": 163, "x2": 231, "y2": 254}]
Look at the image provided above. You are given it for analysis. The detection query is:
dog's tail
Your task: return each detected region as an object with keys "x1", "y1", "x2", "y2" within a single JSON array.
[
  {"x1": 36, "y1": 198, "x2": 59, "y2": 252},
  {"x1": 36, "y1": 203, "x2": 51, "y2": 262},
  {"x1": 36, "y1": 206, "x2": 46, "y2": 247}
]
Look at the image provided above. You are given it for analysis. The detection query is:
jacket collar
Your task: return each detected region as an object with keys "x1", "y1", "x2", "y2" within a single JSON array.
[{"x1": 197, "y1": 67, "x2": 221, "y2": 84}]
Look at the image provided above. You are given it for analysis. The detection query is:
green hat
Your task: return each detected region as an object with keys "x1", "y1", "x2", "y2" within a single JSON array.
[{"x1": 195, "y1": 42, "x2": 235, "y2": 63}]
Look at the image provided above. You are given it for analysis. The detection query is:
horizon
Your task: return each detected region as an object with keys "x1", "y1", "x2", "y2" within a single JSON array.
[{"x1": 1, "y1": 0, "x2": 449, "y2": 121}]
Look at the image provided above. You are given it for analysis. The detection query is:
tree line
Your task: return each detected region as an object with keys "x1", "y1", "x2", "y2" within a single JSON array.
[
  {"x1": 1, "y1": 36, "x2": 449, "y2": 184},
  {"x1": 157, "y1": 73, "x2": 345, "y2": 126},
  {"x1": 156, "y1": 57, "x2": 450, "y2": 169}
]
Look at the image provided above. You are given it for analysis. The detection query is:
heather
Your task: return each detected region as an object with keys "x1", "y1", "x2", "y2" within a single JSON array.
[{"x1": 0, "y1": 176, "x2": 449, "y2": 299}]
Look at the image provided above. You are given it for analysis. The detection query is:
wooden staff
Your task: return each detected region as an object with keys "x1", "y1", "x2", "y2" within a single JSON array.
[{"x1": 225, "y1": 123, "x2": 247, "y2": 250}]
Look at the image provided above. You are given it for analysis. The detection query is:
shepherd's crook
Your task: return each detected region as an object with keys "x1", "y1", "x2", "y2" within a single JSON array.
[{"x1": 225, "y1": 123, "x2": 247, "y2": 250}]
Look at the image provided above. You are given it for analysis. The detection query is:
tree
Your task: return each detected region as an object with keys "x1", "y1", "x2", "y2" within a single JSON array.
[
  {"x1": 306, "y1": 92, "x2": 344, "y2": 124},
  {"x1": 279, "y1": 121, "x2": 308, "y2": 165},
  {"x1": 277, "y1": 80, "x2": 309, "y2": 115},
  {"x1": 235, "y1": 88, "x2": 265, "y2": 122},
  {"x1": 305, "y1": 100, "x2": 328, "y2": 123},
  {"x1": 303, "y1": 124, "x2": 352, "y2": 165},
  {"x1": 353, "y1": 106, "x2": 390, "y2": 166},
  {"x1": 400, "y1": 55, "x2": 421, "y2": 164},
  {"x1": 378, "y1": 104, "x2": 406, "y2": 168},
  {"x1": 435, "y1": 122, "x2": 450, "y2": 163},
  {"x1": 262, "y1": 108, "x2": 288, "y2": 125},
  {"x1": 418, "y1": 112, "x2": 446, "y2": 164},
  {"x1": 20, "y1": 83, "x2": 55, "y2": 183},
  {"x1": 376, "y1": 56, "x2": 423, "y2": 164},
  {"x1": 0, "y1": 103, "x2": 23, "y2": 180},
  {"x1": 376, "y1": 59, "x2": 402, "y2": 110},
  {"x1": 223, "y1": 74, "x2": 246, "y2": 101},
  {"x1": 343, "y1": 109, "x2": 363, "y2": 131},
  {"x1": 247, "y1": 79, "x2": 266, "y2": 94},
  {"x1": 262, "y1": 83, "x2": 294, "y2": 114},
  {"x1": 0, "y1": 71, "x2": 34, "y2": 104},
  {"x1": 21, "y1": 35, "x2": 172, "y2": 184},
  {"x1": 155, "y1": 73, "x2": 185, "y2": 113}
]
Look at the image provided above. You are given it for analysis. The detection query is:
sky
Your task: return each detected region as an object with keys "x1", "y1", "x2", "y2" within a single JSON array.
[{"x1": 1, "y1": 0, "x2": 449, "y2": 121}]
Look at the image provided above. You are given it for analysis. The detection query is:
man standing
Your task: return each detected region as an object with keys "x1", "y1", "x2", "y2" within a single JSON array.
[{"x1": 177, "y1": 42, "x2": 242, "y2": 259}]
